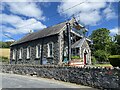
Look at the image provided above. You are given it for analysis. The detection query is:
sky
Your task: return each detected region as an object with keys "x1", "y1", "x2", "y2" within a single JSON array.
[{"x1": 0, "y1": 0, "x2": 119, "y2": 42}]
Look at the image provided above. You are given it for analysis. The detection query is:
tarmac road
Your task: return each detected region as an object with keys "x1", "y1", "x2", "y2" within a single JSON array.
[{"x1": 1, "y1": 73, "x2": 98, "y2": 89}]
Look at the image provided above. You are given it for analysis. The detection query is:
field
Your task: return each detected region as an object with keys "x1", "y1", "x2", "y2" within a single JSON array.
[{"x1": 0, "y1": 48, "x2": 10, "y2": 59}]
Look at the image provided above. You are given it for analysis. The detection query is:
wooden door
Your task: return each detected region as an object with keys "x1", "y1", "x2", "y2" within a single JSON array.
[{"x1": 84, "y1": 53, "x2": 86, "y2": 64}]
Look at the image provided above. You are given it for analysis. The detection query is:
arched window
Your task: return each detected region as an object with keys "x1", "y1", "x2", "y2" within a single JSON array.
[
  {"x1": 36, "y1": 45, "x2": 41, "y2": 58},
  {"x1": 27, "y1": 46, "x2": 31, "y2": 59},
  {"x1": 12, "y1": 49, "x2": 16, "y2": 60},
  {"x1": 19, "y1": 48, "x2": 23, "y2": 59},
  {"x1": 48, "y1": 42, "x2": 53, "y2": 57}
]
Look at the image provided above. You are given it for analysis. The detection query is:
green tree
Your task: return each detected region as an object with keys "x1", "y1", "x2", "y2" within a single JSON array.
[
  {"x1": 90, "y1": 28, "x2": 112, "y2": 63},
  {"x1": 0, "y1": 41, "x2": 14, "y2": 48},
  {"x1": 0, "y1": 41, "x2": 7, "y2": 48},
  {"x1": 114, "y1": 34, "x2": 120, "y2": 45},
  {"x1": 94, "y1": 50, "x2": 110, "y2": 63},
  {"x1": 111, "y1": 34, "x2": 120, "y2": 55},
  {"x1": 90, "y1": 28, "x2": 112, "y2": 52}
]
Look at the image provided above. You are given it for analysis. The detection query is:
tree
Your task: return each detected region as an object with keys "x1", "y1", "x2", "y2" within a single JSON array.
[
  {"x1": 94, "y1": 50, "x2": 110, "y2": 63},
  {"x1": 111, "y1": 34, "x2": 120, "y2": 55},
  {"x1": 114, "y1": 34, "x2": 120, "y2": 45},
  {"x1": 0, "y1": 41, "x2": 14, "y2": 48},
  {"x1": 90, "y1": 28, "x2": 112, "y2": 63},
  {"x1": 90, "y1": 28, "x2": 112, "y2": 52}
]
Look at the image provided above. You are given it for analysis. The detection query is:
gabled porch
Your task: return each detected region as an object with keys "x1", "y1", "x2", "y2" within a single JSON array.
[{"x1": 71, "y1": 38, "x2": 91, "y2": 66}]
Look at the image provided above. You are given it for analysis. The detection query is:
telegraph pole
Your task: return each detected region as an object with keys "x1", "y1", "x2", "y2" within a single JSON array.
[{"x1": 66, "y1": 22, "x2": 71, "y2": 62}]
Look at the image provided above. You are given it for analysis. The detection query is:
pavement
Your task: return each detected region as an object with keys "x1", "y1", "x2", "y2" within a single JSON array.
[{"x1": 1, "y1": 73, "x2": 98, "y2": 89}]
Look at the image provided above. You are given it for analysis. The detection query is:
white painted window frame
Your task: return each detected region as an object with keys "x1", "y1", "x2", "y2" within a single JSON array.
[
  {"x1": 47, "y1": 42, "x2": 53, "y2": 57},
  {"x1": 36, "y1": 44, "x2": 41, "y2": 58},
  {"x1": 27, "y1": 46, "x2": 31, "y2": 59},
  {"x1": 12, "y1": 49, "x2": 16, "y2": 60},
  {"x1": 19, "y1": 48, "x2": 23, "y2": 59}
]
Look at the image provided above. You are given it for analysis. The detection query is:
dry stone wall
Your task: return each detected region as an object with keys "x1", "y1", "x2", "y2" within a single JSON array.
[{"x1": 2, "y1": 64, "x2": 120, "y2": 89}]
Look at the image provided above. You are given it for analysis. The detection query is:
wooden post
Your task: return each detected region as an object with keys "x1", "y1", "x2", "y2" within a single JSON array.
[{"x1": 66, "y1": 22, "x2": 71, "y2": 61}]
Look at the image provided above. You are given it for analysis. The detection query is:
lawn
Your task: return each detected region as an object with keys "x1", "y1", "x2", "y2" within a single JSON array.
[{"x1": 94, "y1": 64, "x2": 112, "y2": 67}]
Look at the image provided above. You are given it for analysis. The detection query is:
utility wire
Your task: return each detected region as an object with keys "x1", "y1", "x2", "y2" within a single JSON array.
[
  {"x1": 3, "y1": 1, "x2": 86, "y2": 40},
  {"x1": 49, "y1": 1, "x2": 85, "y2": 19},
  {"x1": 4, "y1": 2, "x2": 86, "y2": 31},
  {"x1": 3, "y1": 33, "x2": 16, "y2": 41}
]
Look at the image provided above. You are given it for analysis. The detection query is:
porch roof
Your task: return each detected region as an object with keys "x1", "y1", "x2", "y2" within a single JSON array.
[{"x1": 71, "y1": 38, "x2": 86, "y2": 48}]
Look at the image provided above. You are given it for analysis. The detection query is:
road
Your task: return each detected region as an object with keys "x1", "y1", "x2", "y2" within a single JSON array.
[{"x1": 1, "y1": 73, "x2": 97, "y2": 89}]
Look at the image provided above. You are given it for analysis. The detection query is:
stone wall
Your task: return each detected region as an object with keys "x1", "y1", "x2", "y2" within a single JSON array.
[
  {"x1": 2, "y1": 64, "x2": 120, "y2": 89},
  {"x1": 10, "y1": 35, "x2": 60, "y2": 65}
]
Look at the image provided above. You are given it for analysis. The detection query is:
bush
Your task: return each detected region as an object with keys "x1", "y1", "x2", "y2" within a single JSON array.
[
  {"x1": 71, "y1": 56, "x2": 80, "y2": 59},
  {"x1": 109, "y1": 55, "x2": 120, "y2": 67},
  {"x1": 94, "y1": 50, "x2": 110, "y2": 63},
  {"x1": 91, "y1": 56, "x2": 96, "y2": 65},
  {"x1": 0, "y1": 56, "x2": 9, "y2": 63}
]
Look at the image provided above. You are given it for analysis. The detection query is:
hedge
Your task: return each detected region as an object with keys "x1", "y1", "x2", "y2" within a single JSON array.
[
  {"x1": 0, "y1": 56, "x2": 9, "y2": 63},
  {"x1": 109, "y1": 55, "x2": 120, "y2": 67}
]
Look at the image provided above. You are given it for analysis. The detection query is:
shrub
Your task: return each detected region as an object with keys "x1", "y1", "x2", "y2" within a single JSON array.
[
  {"x1": 109, "y1": 55, "x2": 120, "y2": 67},
  {"x1": 0, "y1": 56, "x2": 9, "y2": 63},
  {"x1": 71, "y1": 56, "x2": 80, "y2": 59},
  {"x1": 94, "y1": 50, "x2": 110, "y2": 63},
  {"x1": 91, "y1": 56, "x2": 96, "y2": 65}
]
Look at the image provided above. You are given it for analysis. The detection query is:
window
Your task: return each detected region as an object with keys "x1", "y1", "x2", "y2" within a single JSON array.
[
  {"x1": 36, "y1": 45, "x2": 41, "y2": 58},
  {"x1": 19, "y1": 48, "x2": 23, "y2": 59},
  {"x1": 12, "y1": 49, "x2": 16, "y2": 60},
  {"x1": 48, "y1": 43, "x2": 53, "y2": 57},
  {"x1": 27, "y1": 47, "x2": 30, "y2": 59}
]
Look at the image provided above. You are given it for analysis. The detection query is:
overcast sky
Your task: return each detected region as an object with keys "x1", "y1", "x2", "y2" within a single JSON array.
[{"x1": 0, "y1": 0, "x2": 119, "y2": 41}]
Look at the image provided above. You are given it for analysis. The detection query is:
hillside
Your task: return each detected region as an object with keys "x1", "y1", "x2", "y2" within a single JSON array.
[
  {"x1": 0, "y1": 41, "x2": 14, "y2": 48},
  {"x1": 0, "y1": 48, "x2": 10, "y2": 59}
]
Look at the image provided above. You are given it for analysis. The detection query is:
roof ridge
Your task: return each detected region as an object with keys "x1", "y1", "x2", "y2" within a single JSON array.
[{"x1": 11, "y1": 21, "x2": 66, "y2": 46}]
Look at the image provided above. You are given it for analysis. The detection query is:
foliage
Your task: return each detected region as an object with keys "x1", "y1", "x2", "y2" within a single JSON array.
[
  {"x1": 109, "y1": 55, "x2": 120, "y2": 67},
  {"x1": 114, "y1": 34, "x2": 120, "y2": 45},
  {"x1": 0, "y1": 56, "x2": 9, "y2": 63},
  {"x1": 90, "y1": 28, "x2": 112, "y2": 52},
  {"x1": 94, "y1": 50, "x2": 110, "y2": 63},
  {"x1": 90, "y1": 28, "x2": 115, "y2": 63},
  {"x1": 110, "y1": 34, "x2": 120, "y2": 55},
  {"x1": 0, "y1": 41, "x2": 14, "y2": 48},
  {"x1": 91, "y1": 56, "x2": 96, "y2": 65},
  {"x1": 71, "y1": 56, "x2": 80, "y2": 59},
  {"x1": 110, "y1": 43, "x2": 120, "y2": 55},
  {"x1": 109, "y1": 55, "x2": 120, "y2": 58}
]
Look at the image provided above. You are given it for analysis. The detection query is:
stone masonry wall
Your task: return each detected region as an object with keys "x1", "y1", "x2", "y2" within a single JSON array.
[
  {"x1": 2, "y1": 64, "x2": 120, "y2": 89},
  {"x1": 10, "y1": 35, "x2": 60, "y2": 65}
]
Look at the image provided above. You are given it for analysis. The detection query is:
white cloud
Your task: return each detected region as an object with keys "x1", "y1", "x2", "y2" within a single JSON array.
[
  {"x1": 4, "y1": 39, "x2": 15, "y2": 42},
  {"x1": 103, "y1": 5, "x2": 116, "y2": 20},
  {"x1": 0, "y1": 26, "x2": 12, "y2": 41},
  {"x1": 58, "y1": 0, "x2": 117, "y2": 26},
  {"x1": 3, "y1": 2, "x2": 45, "y2": 20},
  {"x1": 79, "y1": 10, "x2": 101, "y2": 25},
  {"x1": 110, "y1": 27, "x2": 118, "y2": 35},
  {"x1": 1, "y1": 0, "x2": 32, "y2": 2},
  {"x1": 1, "y1": 14, "x2": 47, "y2": 35},
  {"x1": 1, "y1": 2, "x2": 47, "y2": 41},
  {"x1": 0, "y1": 14, "x2": 23, "y2": 25}
]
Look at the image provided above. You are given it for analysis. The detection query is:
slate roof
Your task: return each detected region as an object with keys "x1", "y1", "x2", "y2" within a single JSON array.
[
  {"x1": 11, "y1": 22, "x2": 66, "y2": 46},
  {"x1": 71, "y1": 38, "x2": 86, "y2": 48}
]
